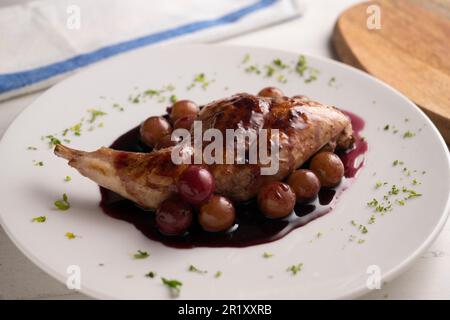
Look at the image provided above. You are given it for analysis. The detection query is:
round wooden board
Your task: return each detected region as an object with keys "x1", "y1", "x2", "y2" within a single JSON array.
[{"x1": 333, "y1": 0, "x2": 450, "y2": 143}]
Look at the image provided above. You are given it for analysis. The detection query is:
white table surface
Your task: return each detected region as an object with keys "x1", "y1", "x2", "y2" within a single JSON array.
[{"x1": 0, "y1": 0, "x2": 449, "y2": 300}]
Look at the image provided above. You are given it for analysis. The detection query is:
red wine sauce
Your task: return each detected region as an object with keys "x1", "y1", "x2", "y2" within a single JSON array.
[{"x1": 99, "y1": 111, "x2": 367, "y2": 248}]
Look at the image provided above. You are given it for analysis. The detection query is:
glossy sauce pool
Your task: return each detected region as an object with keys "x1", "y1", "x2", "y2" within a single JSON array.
[{"x1": 100, "y1": 111, "x2": 367, "y2": 248}]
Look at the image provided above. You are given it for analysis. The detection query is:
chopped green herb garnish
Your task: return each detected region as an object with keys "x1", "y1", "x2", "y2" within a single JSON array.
[
  {"x1": 402, "y1": 187, "x2": 422, "y2": 199},
  {"x1": 368, "y1": 174, "x2": 423, "y2": 213},
  {"x1": 305, "y1": 75, "x2": 317, "y2": 83},
  {"x1": 305, "y1": 68, "x2": 319, "y2": 83},
  {"x1": 403, "y1": 131, "x2": 415, "y2": 138},
  {"x1": 403, "y1": 168, "x2": 411, "y2": 176},
  {"x1": 389, "y1": 185, "x2": 400, "y2": 195},
  {"x1": 195, "y1": 73, "x2": 205, "y2": 82},
  {"x1": 130, "y1": 95, "x2": 141, "y2": 103},
  {"x1": 359, "y1": 225, "x2": 368, "y2": 234},
  {"x1": 357, "y1": 239, "x2": 365, "y2": 244},
  {"x1": 144, "y1": 89, "x2": 161, "y2": 97},
  {"x1": 245, "y1": 65, "x2": 261, "y2": 74},
  {"x1": 131, "y1": 84, "x2": 176, "y2": 102},
  {"x1": 112, "y1": 103, "x2": 124, "y2": 111},
  {"x1": 33, "y1": 160, "x2": 44, "y2": 167},
  {"x1": 215, "y1": 271, "x2": 222, "y2": 278},
  {"x1": 145, "y1": 271, "x2": 156, "y2": 278},
  {"x1": 277, "y1": 74, "x2": 287, "y2": 83},
  {"x1": 188, "y1": 265, "x2": 207, "y2": 274},
  {"x1": 352, "y1": 220, "x2": 368, "y2": 234},
  {"x1": 70, "y1": 123, "x2": 82, "y2": 136},
  {"x1": 265, "y1": 65, "x2": 275, "y2": 77},
  {"x1": 45, "y1": 135, "x2": 61, "y2": 147},
  {"x1": 54, "y1": 193, "x2": 70, "y2": 210},
  {"x1": 65, "y1": 232, "x2": 76, "y2": 239},
  {"x1": 273, "y1": 58, "x2": 287, "y2": 69},
  {"x1": 133, "y1": 250, "x2": 149, "y2": 259},
  {"x1": 328, "y1": 77, "x2": 336, "y2": 87},
  {"x1": 32, "y1": 216, "x2": 46, "y2": 223},
  {"x1": 368, "y1": 215, "x2": 376, "y2": 224},
  {"x1": 295, "y1": 55, "x2": 307, "y2": 76},
  {"x1": 242, "y1": 54, "x2": 319, "y2": 83},
  {"x1": 161, "y1": 277, "x2": 182, "y2": 297},
  {"x1": 242, "y1": 53, "x2": 251, "y2": 64},
  {"x1": 383, "y1": 124, "x2": 390, "y2": 131},
  {"x1": 169, "y1": 94, "x2": 177, "y2": 104},
  {"x1": 376, "y1": 203, "x2": 392, "y2": 213},
  {"x1": 163, "y1": 84, "x2": 175, "y2": 92},
  {"x1": 287, "y1": 263, "x2": 304, "y2": 275},
  {"x1": 263, "y1": 252, "x2": 274, "y2": 258},
  {"x1": 190, "y1": 73, "x2": 212, "y2": 89},
  {"x1": 27, "y1": 146, "x2": 37, "y2": 150},
  {"x1": 367, "y1": 198, "x2": 379, "y2": 207},
  {"x1": 64, "y1": 176, "x2": 71, "y2": 182},
  {"x1": 88, "y1": 109, "x2": 107, "y2": 123}
]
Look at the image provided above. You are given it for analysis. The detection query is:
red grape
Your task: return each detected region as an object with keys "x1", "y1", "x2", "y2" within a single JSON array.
[
  {"x1": 155, "y1": 197, "x2": 193, "y2": 235},
  {"x1": 174, "y1": 115, "x2": 196, "y2": 131},
  {"x1": 257, "y1": 182, "x2": 296, "y2": 218},
  {"x1": 199, "y1": 195, "x2": 235, "y2": 232},
  {"x1": 287, "y1": 169, "x2": 321, "y2": 203},
  {"x1": 177, "y1": 166, "x2": 215, "y2": 205},
  {"x1": 310, "y1": 152, "x2": 344, "y2": 187},
  {"x1": 171, "y1": 100, "x2": 199, "y2": 122},
  {"x1": 257, "y1": 87, "x2": 284, "y2": 98},
  {"x1": 140, "y1": 116, "x2": 172, "y2": 147}
]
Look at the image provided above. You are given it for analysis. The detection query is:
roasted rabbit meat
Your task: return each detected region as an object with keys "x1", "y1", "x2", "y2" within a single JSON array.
[{"x1": 55, "y1": 93, "x2": 353, "y2": 209}]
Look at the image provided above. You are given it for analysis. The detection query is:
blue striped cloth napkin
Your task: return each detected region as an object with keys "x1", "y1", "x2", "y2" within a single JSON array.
[{"x1": 0, "y1": 0, "x2": 301, "y2": 101}]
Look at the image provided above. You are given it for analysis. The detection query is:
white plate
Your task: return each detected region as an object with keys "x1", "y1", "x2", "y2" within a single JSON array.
[{"x1": 0, "y1": 45, "x2": 449, "y2": 299}]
